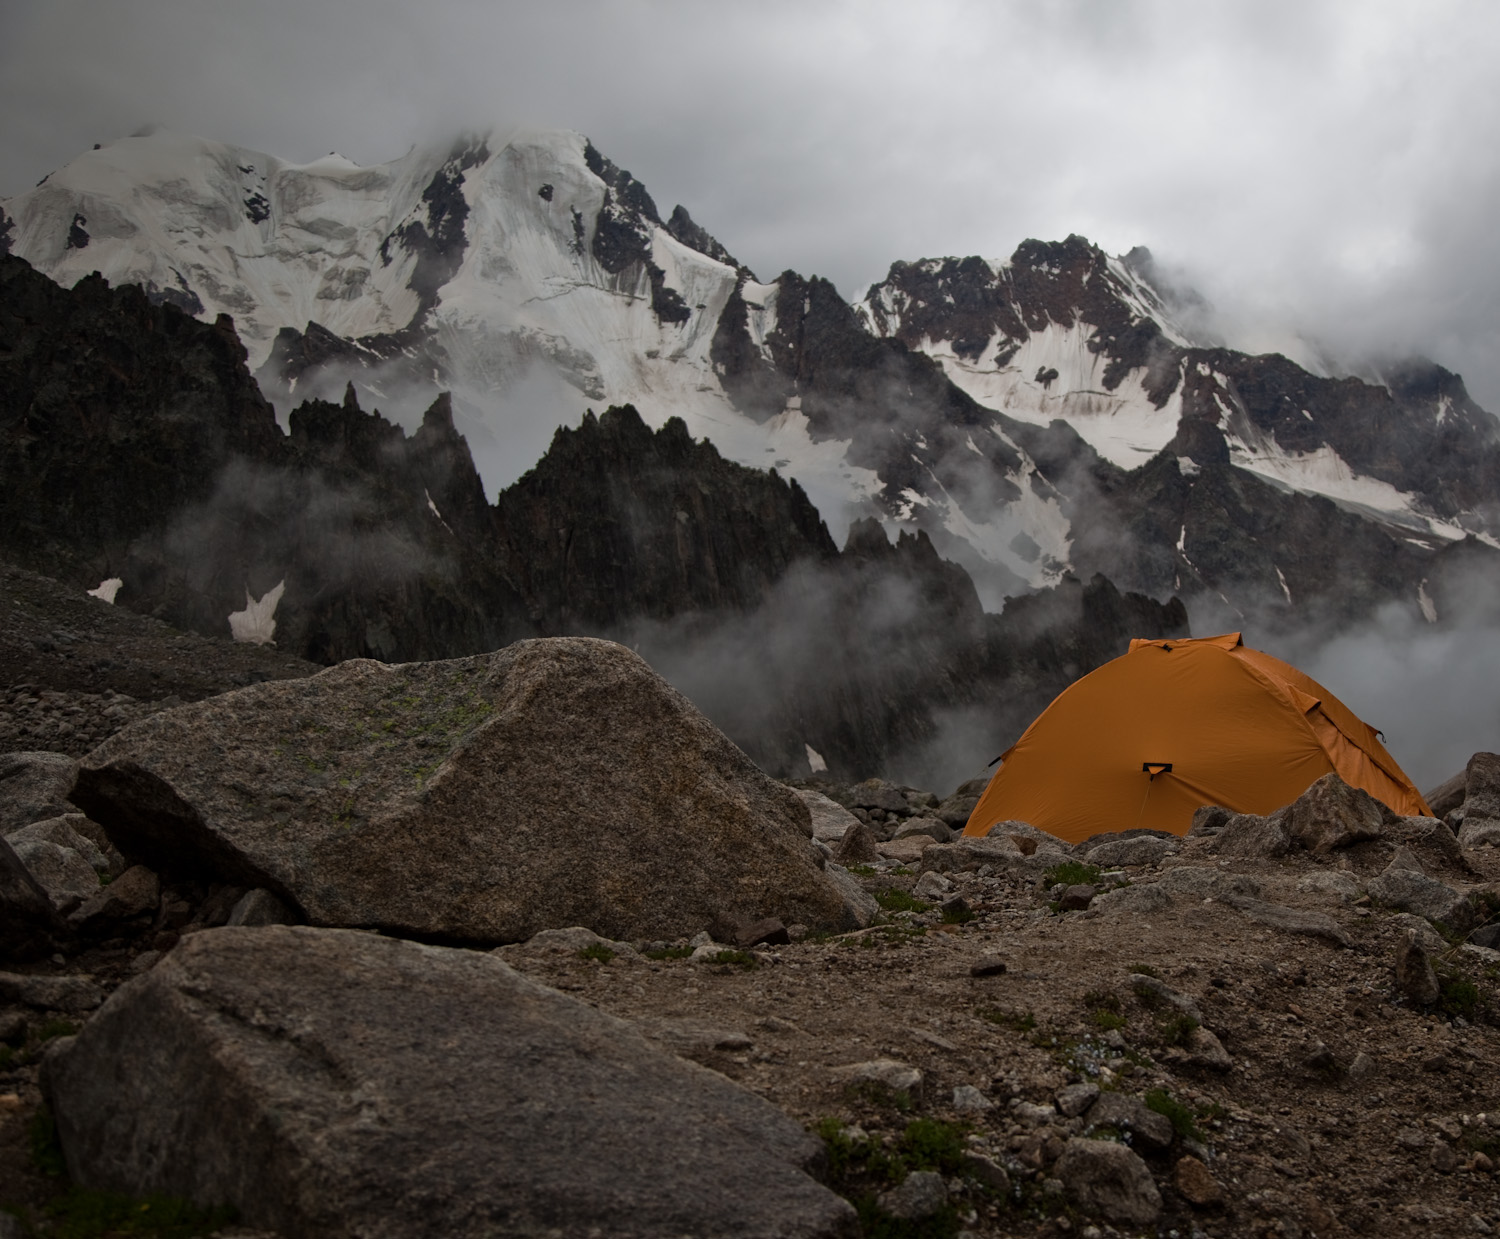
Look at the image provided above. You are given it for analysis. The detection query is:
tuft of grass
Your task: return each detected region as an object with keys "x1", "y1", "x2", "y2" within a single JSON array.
[
  {"x1": 576, "y1": 943, "x2": 615, "y2": 964},
  {"x1": 1158, "y1": 1014, "x2": 1201, "y2": 1046},
  {"x1": 35, "y1": 1018, "x2": 79, "y2": 1043},
  {"x1": 1438, "y1": 972, "x2": 1482, "y2": 1021},
  {"x1": 1042, "y1": 860, "x2": 1101, "y2": 888},
  {"x1": 708, "y1": 948, "x2": 757, "y2": 968},
  {"x1": 846, "y1": 864, "x2": 878, "y2": 877},
  {"x1": 842, "y1": 1080, "x2": 914, "y2": 1113},
  {"x1": 1084, "y1": 989, "x2": 1126, "y2": 1031},
  {"x1": 1127, "y1": 963, "x2": 1160, "y2": 978},
  {"x1": 1145, "y1": 1088, "x2": 1202, "y2": 1143},
  {"x1": 44, "y1": 1188, "x2": 237, "y2": 1239},
  {"x1": 643, "y1": 945, "x2": 693, "y2": 960},
  {"x1": 30, "y1": 1106, "x2": 66, "y2": 1177},
  {"x1": 813, "y1": 1118, "x2": 965, "y2": 1239},
  {"x1": 897, "y1": 1118, "x2": 969, "y2": 1175},
  {"x1": 978, "y1": 1006, "x2": 1036, "y2": 1032},
  {"x1": 875, "y1": 889, "x2": 930, "y2": 915},
  {"x1": 1091, "y1": 1009, "x2": 1127, "y2": 1032}
]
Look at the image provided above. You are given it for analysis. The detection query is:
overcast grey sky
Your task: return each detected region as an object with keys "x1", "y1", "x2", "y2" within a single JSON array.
[{"x1": 6, "y1": 0, "x2": 1500, "y2": 406}]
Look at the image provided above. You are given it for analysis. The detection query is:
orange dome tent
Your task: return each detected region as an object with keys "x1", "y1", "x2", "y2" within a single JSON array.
[{"x1": 963, "y1": 632, "x2": 1430, "y2": 845}]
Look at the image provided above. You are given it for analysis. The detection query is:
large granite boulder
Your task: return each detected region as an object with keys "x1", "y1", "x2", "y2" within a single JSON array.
[
  {"x1": 44, "y1": 926, "x2": 856, "y2": 1238},
  {"x1": 73, "y1": 638, "x2": 858, "y2": 943},
  {"x1": 1283, "y1": 774, "x2": 1387, "y2": 854},
  {"x1": 0, "y1": 835, "x2": 62, "y2": 960}
]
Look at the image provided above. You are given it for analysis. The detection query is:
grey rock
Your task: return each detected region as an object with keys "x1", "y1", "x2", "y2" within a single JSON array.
[
  {"x1": 1130, "y1": 975, "x2": 1203, "y2": 1024},
  {"x1": 935, "y1": 780, "x2": 985, "y2": 828},
  {"x1": 830, "y1": 1058, "x2": 923, "y2": 1103},
  {"x1": 822, "y1": 864, "x2": 879, "y2": 928},
  {"x1": 1284, "y1": 773, "x2": 1388, "y2": 853},
  {"x1": 961, "y1": 1151, "x2": 1011, "y2": 1193},
  {"x1": 952, "y1": 1084, "x2": 993, "y2": 1111},
  {"x1": 11, "y1": 838, "x2": 99, "y2": 908},
  {"x1": 921, "y1": 836, "x2": 1052, "y2": 876},
  {"x1": 1082, "y1": 834, "x2": 1180, "y2": 867},
  {"x1": 0, "y1": 835, "x2": 64, "y2": 960},
  {"x1": 1054, "y1": 1137, "x2": 1163, "y2": 1225},
  {"x1": 1432, "y1": 1140, "x2": 1459, "y2": 1173},
  {"x1": 970, "y1": 955, "x2": 1008, "y2": 977},
  {"x1": 1459, "y1": 816, "x2": 1500, "y2": 848},
  {"x1": 879, "y1": 1170, "x2": 948, "y2": 1220},
  {"x1": 0, "y1": 751, "x2": 79, "y2": 836},
  {"x1": 1464, "y1": 752, "x2": 1500, "y2": 820},
  {"x1": 1089, "y1": 882, "x2": 1172, "y2": 917},
  {"x1": 1367, "y1": 860, "x2": 1472, "y2": 931},
  {"x1": 1219, "y1": 894, "x2": 1352, "y2": 947},
  {"x1": 1172, "y1": 1154, "x2": 1226, "y2": 1208},
  {"x1": 225, "y1": 888, "x2": 296, "y2": 928},
  {"x1": 793, "y1": 789, "x2": 861, "y2": 843},
  {"x1": 0, "y1": 971, "x2": 103, "y2": 1012},
  {"x1": 893, "y1": 817, "x2": 953, "y2": 844},
  {"x1": 0, "y1": 1009, "x2": 26, "y2": 1044},
  {"x1": 1087, "y1": 1092, "x2": 1174, "y2": 1153},
  {"x1": 1187, "y1": 805, "x2": 1232, "y2": 836},
  {"x1": 981, "y1": 820, "x2": 1072, "y2": 853},
  {"x1": 1301, "y1": 1040, "x2": 1336, "y2": 1072},
  {"x1": 912, "y1": 871, "x2": 954, "y2": 900},
  {"x1": 7, "y1": 815, "x2": 111, "y2": 876},
  {"x1": 637, "y1": 1018, "x2": 753, "y2": 1057},
  {"x1": 1425, "y1": 768, "x2": 1468, "y2": 820},
  {"x1": 1212, "y1": 811, "x2": 1291, "y2": 858},
  {"x1": 1470, "y1": 922, "x2": 1500, "y2": 950},
  {"x1": 1395, "y1": 931, "x2": 1441, "y2": 1005},
  {"x1": 1391, "y1": 912, "x2": 1447, "y2": 953},
  {"x1": 73, "y1": 640, "x2": 858, "y2": 944},
  {"x1": 1157, "y1": 865, "x2": 1264, "y2": 899},
  {"x1": 833, "y1": 820, "x2": 880, "y2": 865},
  {"x1": 69, "y1": 864, "x2": 159, "y2": 928},
  {"x1": 1390, "y1": 816, "x2": 1466, "y2": 872},
  {"x1": 850, "y1": 779, "x2": 908, "y2": 813},
  {"x1": 1059, "y1": 884, "x2": 1097, "y2": 911},
  {"x1": 1182, "y1": 1026, "x2": 1232, "y2": 1072},
  {"x1": 1296, "y1": 870, "x2": 1360, "y2": 901},
  {"x1": 1055, "y1": 1082, "x2": 1100, "y2": 1118},
  {"x1": 42, "y1": 926, "x2": 855, "y2": 1239},
  {"x1": 0, "y1": 1211, "x2": 23, "y2": 1239},
  {"x1": 1348, "y1": 1051, "x2": 1377, "y2": 1079},
  {"x1": 507, "y1": 926, "x2": 638, "y2": 957}
]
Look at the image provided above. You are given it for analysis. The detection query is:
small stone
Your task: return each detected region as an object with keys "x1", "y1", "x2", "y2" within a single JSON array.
[
  {"x1": 939, "y1": 895, "x2": 972, "y2": 922},
  {"x1": 1056, "y1": 1082, "x2": 1100, "y2": 1118},
  {"x1": 833, "y1": 821, "x2": 880, "y2": 865},
  {"x1": 1059, "y1": 884, "x2": 1097, "y2": 911},
  {"x1": 1173, "y1": 1154, "x2": 1226, "y2": 1208},
  {"x1": 1348, "y1": 1051, "x2": 1376, "y2": 1080},
  {"x1": 970, "y1": 955, "x2": 1007, "y2": 977},
  {"x1": 1183, "y1": 1026, "x2": 1232, "y2": 1072},
  {"x1": 734, "y1": 917, "x2": 790, "y2": 948},
  {"x1": 226, "y1": 888, "x2": 296, "y2": 928},
  {"x1": 1301, "y1": 1040, "x2": 1336, "y2": 1072},
  {"x1": 1395, "y1": 931, "x2": 1441, "y2": 1006},
  {"x1": 953, "y1": 1084, "x2": 993, "y2": 1111},
  {"x1": 1054, "y1": 1138, "x2": 1162, "y2": 1225},
  {"x1": 1433, "y1": 1141, "x2": 1459, "y2": 1173},
  {"x1": 1087, "y1": 1092, "x2": 1174, "y2": 1153},
  {"x1": 0, "y1": 1009, "x2": 26, "y2": 1044},
  {"x1": 129, "y1": 950, "x2": 162, "y2": 974},
  {"x1": 68, "y1": 864, "x2": 159, "y2": 927},
  {"x1": 913, "y1": 871, "x2": 953, "y2": 900},
  {"x1": 1130, "y1": 974, "x2": 1204, "y2": 1023},
  {"x1": 830, "y1": 1059, "x2": 924, "y2": 1104},
  {"x1": 1474, "y1": 1152, "x2": 1495, "y2": 1173},
  {"x1": 961, "y1": 1151, "x2": 1011, "y2": 1193},
  {"x1": 1395, "y1": 1125, "x2": 1428, "y2": 1151},
  {"x1": 878, "y1": 1170, "x2": 948, "y2": 1220}
]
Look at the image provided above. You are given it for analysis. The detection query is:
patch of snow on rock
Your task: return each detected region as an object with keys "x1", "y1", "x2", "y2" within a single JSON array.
[
  {"x1": 86, "y1": 578, "x2": 122, "y2": 604},
  {"x1": 228, "y1": 581, "x2": 286, "y2": 645}
]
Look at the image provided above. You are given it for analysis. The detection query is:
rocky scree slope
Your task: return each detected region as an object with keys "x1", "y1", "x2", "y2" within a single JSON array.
[{"x1": 4, "y1": 676, "x2": 1500, "y2": 1236}]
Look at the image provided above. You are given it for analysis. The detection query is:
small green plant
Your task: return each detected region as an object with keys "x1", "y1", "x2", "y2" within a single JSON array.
[
  {"x1": 1084, "y1": 989, "x2": 1126, "y2": 1031},
  {"x1": 577, "y1": 944, "x2": 615, "y2": 964},
  {"x1": 897, "y1": 1118, "x2": 969, "y2": 1174},
  {"x1": 1091, "y1": 1008, "x2": 1127, "y2": 1032},
  {"x1": 1042, "y1": 860, "x2": 1101, "y2": 888},
  {"x1": 875, "y1": 889, "x2": 930, "y2": 914},
  {"x1": 30, "y1": 1106, "x2": 66, "y2": 1177},
  {"x1": 1127, "y1": 963, "x2": 1160, "y2": 978},
  {"x1": 1145, "y1": 1089, "x2": 1202, "y2": 1143},
  {"x1": 978, "y1": 1006, "x2": 1036, "y2": 1032},
  {"x1": 812, "y1": 1119, "x2": 964, "y2": 1239},
  {"x1": 940, "y1": 902, "x2": 974, "y2": 925},
  {"x1": 643, "y1": 945, "x2": 694, "y2": 960},
  {"x1": 1158, "y1": 1014, "x2": 1201, "y2": 1046},
  {"x1": 708, "y1": 948, "x2": 757, "y2": 968},
  {"x1": 1438, "y1": 973, "x2": 1482, "y2": 1021},
  {"x1": 846, "y1": 864, "x2": 878, "y2": 877},
  {"x1": 842, "y1": 1079, "x2": 914, "y2": 1113},
  {"x1": 44, "y1": 1187, "x2": 237, "y2": 1238},
  {"x1": 35, "y1": 1017, "x2": 79, "y2": 1043}
]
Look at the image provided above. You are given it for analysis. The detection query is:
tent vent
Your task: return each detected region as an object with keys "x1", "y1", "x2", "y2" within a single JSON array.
[{"x1": 1142, "y1": 762, "x2": 1173, "y2": 779}]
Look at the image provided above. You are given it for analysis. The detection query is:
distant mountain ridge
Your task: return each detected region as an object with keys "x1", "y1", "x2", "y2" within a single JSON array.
[{"x1": 4, "y1": 126, "x2": 1500, "y2": 638}]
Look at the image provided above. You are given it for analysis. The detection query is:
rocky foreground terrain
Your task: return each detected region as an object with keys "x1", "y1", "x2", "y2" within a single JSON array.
[{"x1": 2, "y1": 584, "x2": 1500, "y2": 1239}]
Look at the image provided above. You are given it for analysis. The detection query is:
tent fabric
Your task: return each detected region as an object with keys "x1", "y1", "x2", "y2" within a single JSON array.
[{"x1": 963, "y1": 632, "x2": 1431, "y2": 844}]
